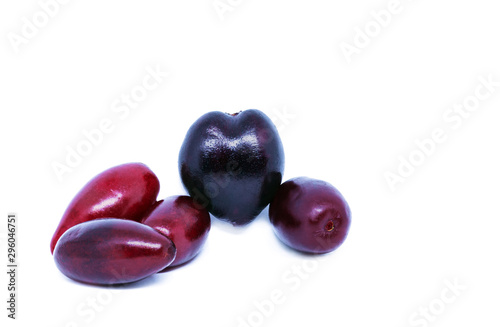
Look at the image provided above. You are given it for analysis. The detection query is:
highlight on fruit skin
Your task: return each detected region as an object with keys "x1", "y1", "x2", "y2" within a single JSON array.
[
  {"x1": 178, "y1": 109, "x2": 285, "y2": 226},
  {"x1": 269, "y1": 177, "x2": 351, "y2": 254},
  {"x1": 50, "y1": 162, "x2": 160, "y2": 254},
  {"x1": 53, "y1": 219, "x2": 177, "y2": 285}
]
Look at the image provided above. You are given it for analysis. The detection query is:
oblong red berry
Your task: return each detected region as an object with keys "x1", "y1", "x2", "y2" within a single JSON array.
[
  {"x1": 142, "y1": 196, "x2": 211, "y2": 268},
  {"x1": 54, "y1": 219, "x2": 176, "y2": 285},
  {"x1": 50, "y1": 162, "x2": 160, "y2": 254}
]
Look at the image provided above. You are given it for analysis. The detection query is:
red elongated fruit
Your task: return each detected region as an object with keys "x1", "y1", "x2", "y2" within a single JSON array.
[
  {"x1": 142, "y1": 196, "x2": 211, "y2": 268},
  {"x1": 179, "y1": 109, "x2": 284, "y2": 225},
  {"x1": 54, "y1": 219, "x2": 176, "y2": 285},
  {"x1": 269, "y1": 177, "x2": 351, "y2": 254},
  {"x1": 50, "y1": 163, "x2": 160, "y2": 254}
]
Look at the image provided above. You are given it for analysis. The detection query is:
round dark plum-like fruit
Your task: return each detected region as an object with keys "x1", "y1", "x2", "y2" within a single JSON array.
[
  {"x1": 179, "y1": 109, "x2": 284, "y2": 225},
  {"x1": 269, "y1": 177, "x2": 351, "y2": 254}
]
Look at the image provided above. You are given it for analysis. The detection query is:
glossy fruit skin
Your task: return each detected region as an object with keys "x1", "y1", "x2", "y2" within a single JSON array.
[
  {"x1": 142, "y1": 196, "x2": 211, "y2": 268},
  {"x1": 50, "y1": 163, "x2": 160, "y2": 254},
  {"x1": 179, "y1": 109, "x2": 284, "y2": 225},
  {"x1": 269, "y1": 177, "x2": 351, "y2": 254},
  {"x1": 53, "y1": 219, "x2": 176, "y2": 285}
]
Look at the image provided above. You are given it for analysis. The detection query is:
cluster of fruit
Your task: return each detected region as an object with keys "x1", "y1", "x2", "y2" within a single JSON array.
[{"x1": 51, "y1": 109, "x2": 351, "y2": 285}]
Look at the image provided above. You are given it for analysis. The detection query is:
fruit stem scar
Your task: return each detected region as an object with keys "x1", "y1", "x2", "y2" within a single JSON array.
[{"x1": 325, "y1": 220, "x2": 335, "y2": 232}]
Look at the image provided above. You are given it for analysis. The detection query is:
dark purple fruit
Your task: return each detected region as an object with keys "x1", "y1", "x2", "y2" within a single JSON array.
[
  {"x1": 269, "y1": 177, "x2": 351, "y2": 254},
  {"x1": 142, "y1": 196, "x2": 211, "y2": 268},
  {"x1": 179, "y1": 109, "x2": 284, "y2": 225},
  {"x1": 54, "y1": 219, "x2": 176, "y2": 285}
]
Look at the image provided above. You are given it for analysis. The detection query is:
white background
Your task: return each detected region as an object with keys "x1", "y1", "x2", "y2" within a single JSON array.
[{"x1": 1, "y1": 1, "x2": 500, "y2": 326}]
